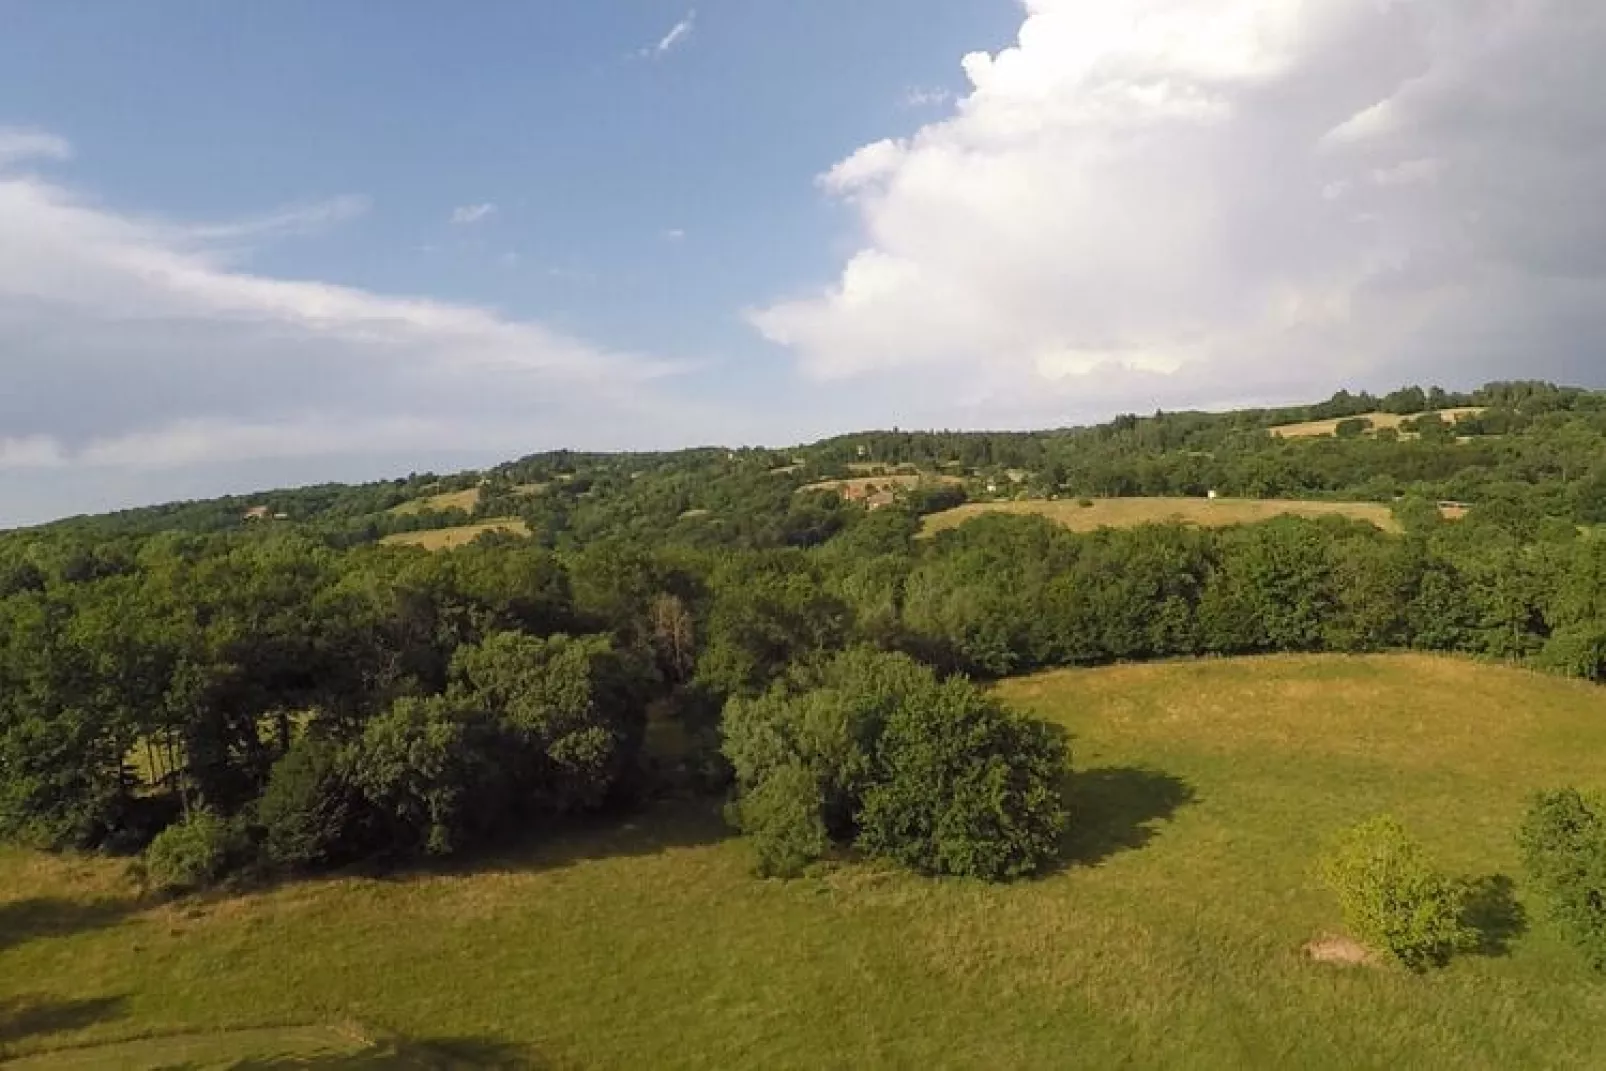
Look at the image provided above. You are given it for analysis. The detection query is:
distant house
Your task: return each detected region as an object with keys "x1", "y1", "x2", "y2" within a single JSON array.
[
  {"x1": 243, "y1": 505, "x2": 270, "y2": 521},
  {"x1": 1207, "y1": 490, "x2": 1220, "y2": 501},
  {"x1": 865, "y1": 491, "x2": 897, "y2": 511}
]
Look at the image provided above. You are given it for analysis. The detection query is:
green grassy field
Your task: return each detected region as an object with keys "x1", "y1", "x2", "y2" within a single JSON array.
[
  {"x1": 379, "y1": 519, "x2": 530, "y2": 551},
  {"x1": 921, "y1": 496, "x2": 1404, "y2": 535},
  {"x1": 800, "y1": 474, "x2": 965, "y2": 498},
  {"x1": 387, "y1": 488, "x2": 483, "y2": 517},
  {"x1": 5, "y1": 655, "x2": 1606, "y2": 1069}
]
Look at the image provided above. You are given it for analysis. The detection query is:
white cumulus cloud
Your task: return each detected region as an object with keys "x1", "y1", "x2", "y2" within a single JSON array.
[{"x1": 752, "y1": 0, "x2": 1606, "y2": 418}]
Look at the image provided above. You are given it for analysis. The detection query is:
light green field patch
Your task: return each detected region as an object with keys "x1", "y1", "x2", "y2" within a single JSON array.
[{"x1": 388, "y1": 487, "x2": 482, "y2": 516}]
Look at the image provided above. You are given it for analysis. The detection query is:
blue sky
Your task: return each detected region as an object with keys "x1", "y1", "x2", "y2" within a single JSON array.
[
  {"x1": 1, "y1": 1, "x2": 1603, "y2": 525},
  {"x1": 1, "y1": 1, "x2": 1010, "y2": 375}
]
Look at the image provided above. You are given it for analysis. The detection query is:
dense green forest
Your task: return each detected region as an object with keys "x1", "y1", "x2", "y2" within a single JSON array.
[{"x1": 4, "y1": 379, "x2": 1606, "y2": 897}]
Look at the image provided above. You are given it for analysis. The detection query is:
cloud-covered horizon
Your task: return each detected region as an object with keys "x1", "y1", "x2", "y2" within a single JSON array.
[{"x1": 752, "y1": 0, "x2": 1606, "y2": 421}]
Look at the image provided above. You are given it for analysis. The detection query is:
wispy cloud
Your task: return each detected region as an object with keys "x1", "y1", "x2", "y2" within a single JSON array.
[
  {"x1": 0, "y1": 127, "x2": 71, "y2": 166},
  {"x1": 450, "y1": 202, "x2": 497, "y2": 225},
  {"x1": 0, "y1": 131, "x2": 699, "y2": 489},
  {"x1": 642, "y1": 11, "x2": 695, "y2": 57},
  {"x1": 178, "y1": 195, "x2": 370, "y2": 244},
  {"x1": 900, "y1": 87, "x2": 952, "y2": 109},
  {"x1": 662, "y1": 228, "x2": 686, "y2": 242}
]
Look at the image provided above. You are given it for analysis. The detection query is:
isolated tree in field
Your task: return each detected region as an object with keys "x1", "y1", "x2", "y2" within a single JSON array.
[
  {"x1": 856, "y1": 679, "x2": 1067, "y2": 880},
  {"x1": 1519, "y1": 789, "x2": 1606, "y2": 971},
  {"x1": 1320, "y1": 815, "x2": 1474, "y2": 969},
  {"x1": 724, "y1": 648, "x2": 1068, "y2": 881}
]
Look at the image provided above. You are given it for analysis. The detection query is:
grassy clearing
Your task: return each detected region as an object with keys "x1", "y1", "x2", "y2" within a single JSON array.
[
  {"x1": 800, "y1": 474, "x2": 964, "y2": 497},
  {"x1": 5, "y1": 655, "x2": 1606, "y2": 1068},
  {"x1": 921, "y1": 496, "x2": 1403, "y2": 535},
  {"x1": 387, "y1": 487, "x2": 482, "y2": 516},
  {"x1": 379, "y1": 519, "x2": 530, "y2": 551},
  {"x1": 843, "y1": 463, "x2": 920, "y2": 476},
  {"x1": 1268, "y1": 408, "x2": 1484, "y2": 439}
]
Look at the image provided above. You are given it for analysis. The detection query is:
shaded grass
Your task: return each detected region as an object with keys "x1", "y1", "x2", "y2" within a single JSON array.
[
  {"x1": 0, "y1": 896, "x2": 139, "y2": 953},
  {"x1": 1, "y1": 996, "x2": 127, "y2": 1051},
  {"x1": 922, "y1": 496, "x2": 1403, "y2": 535},
  {"x1": 6, "y1": 655, "x2": 1606, "y2": 1067},
  {"x1": 380, "y1": 520, "x2": 530, "y2": 551}
]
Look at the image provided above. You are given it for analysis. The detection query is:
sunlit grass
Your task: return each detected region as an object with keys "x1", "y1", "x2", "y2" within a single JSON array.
[
  {"x1": 379, "y1": 519, "x2": 530, "y2": 551},
  {"x1": 386, "y1": 488, "x2": 483, "y2": 517},
  {"x1": 921, "y1": 496, "x2": 1404, "y2": 535},
  {"x1": 5, "y1": 655, "x2": 1606, "y2": 1068},
  {"x1": 1266, "y1": 407, "x2": 1485, "y2": 439}
]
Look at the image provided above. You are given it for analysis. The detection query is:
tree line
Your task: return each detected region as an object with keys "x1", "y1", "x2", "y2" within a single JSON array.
[{"x1": 3, "y1": 380, "x2": 1606, "y2": 896}]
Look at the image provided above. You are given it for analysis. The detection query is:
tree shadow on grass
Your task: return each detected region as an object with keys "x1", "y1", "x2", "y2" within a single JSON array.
[
  {"x1": 230, "y1": 1034, "x2": 545, "y2": 1069},
  {"x1": 1057, "y1": 766, "x2": 1198, "y2": 868},
  {"x1": 0, "y1": 896, "x2": 139, "y2": 953},
  {"x1": 0, "y1": 994, "x2": 126, "y2": 1050},
  {"x1": 1462, "y1": 874, "x2": 1527, "y2": 957},
  {"x1": 370, "y1": 796, "x2": 735, "y2": 885}
]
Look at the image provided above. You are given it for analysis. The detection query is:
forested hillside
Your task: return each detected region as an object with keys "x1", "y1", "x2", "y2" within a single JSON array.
[{"x1": 3, "y1": 379, "x2": 1606, "y2": 889}]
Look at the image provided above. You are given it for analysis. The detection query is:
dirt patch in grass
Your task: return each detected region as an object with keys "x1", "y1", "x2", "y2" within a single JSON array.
[{"x1": 1303, "y1": 935, "x2": 1378, "y2": 968}]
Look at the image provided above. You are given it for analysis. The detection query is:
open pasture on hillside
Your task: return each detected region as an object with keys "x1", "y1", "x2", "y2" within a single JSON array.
[
  {"x1": 379, "y1": 519, "x2": 529, "y2": 550},
  {"x1": 5, "y1": 655, "x2": 1606, "y2": 1069},
  {"x1": 387, "y1": 487, "x2": 482, "y2": 516},
  {"x1": 921, "y1": 496, "x2": 1403, "y2": 535},
  {"x1": 800, "y1": 473, "x2": 964, "y2": 498},
  {"x1": 1268, "y1": 408, "x2": 1485, "y2": 439}
]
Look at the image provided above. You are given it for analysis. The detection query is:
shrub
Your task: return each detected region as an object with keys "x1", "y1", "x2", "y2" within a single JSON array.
[
  {"x1": 1319, "y1": 816, "x2": 1474, "y2": 969},
  {"x1": 735, "y1": 762, "x2": 830, "y2": 878},
  {"x1": 1077, "y1": 498, "x2": 1095, "y2": 509},
  {"x1": 256, "y1": 736, "x2": 369, "y2": 871},
  {"x1": 856, "y1": 681, "x2": 1068, "y2": 881},
  {"x1": 1535, "y1": 624, "x2": 1606, "y2": 682},
  {"x1": 1519, "y1": 789, "x2": 1606, "y2": 971},
  {"x1": 145, "y1": 809, "x2": 233, "y2": 893},
  {"x1": 721, "y1": 648, "x2": 1070, "y2": 882}
]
